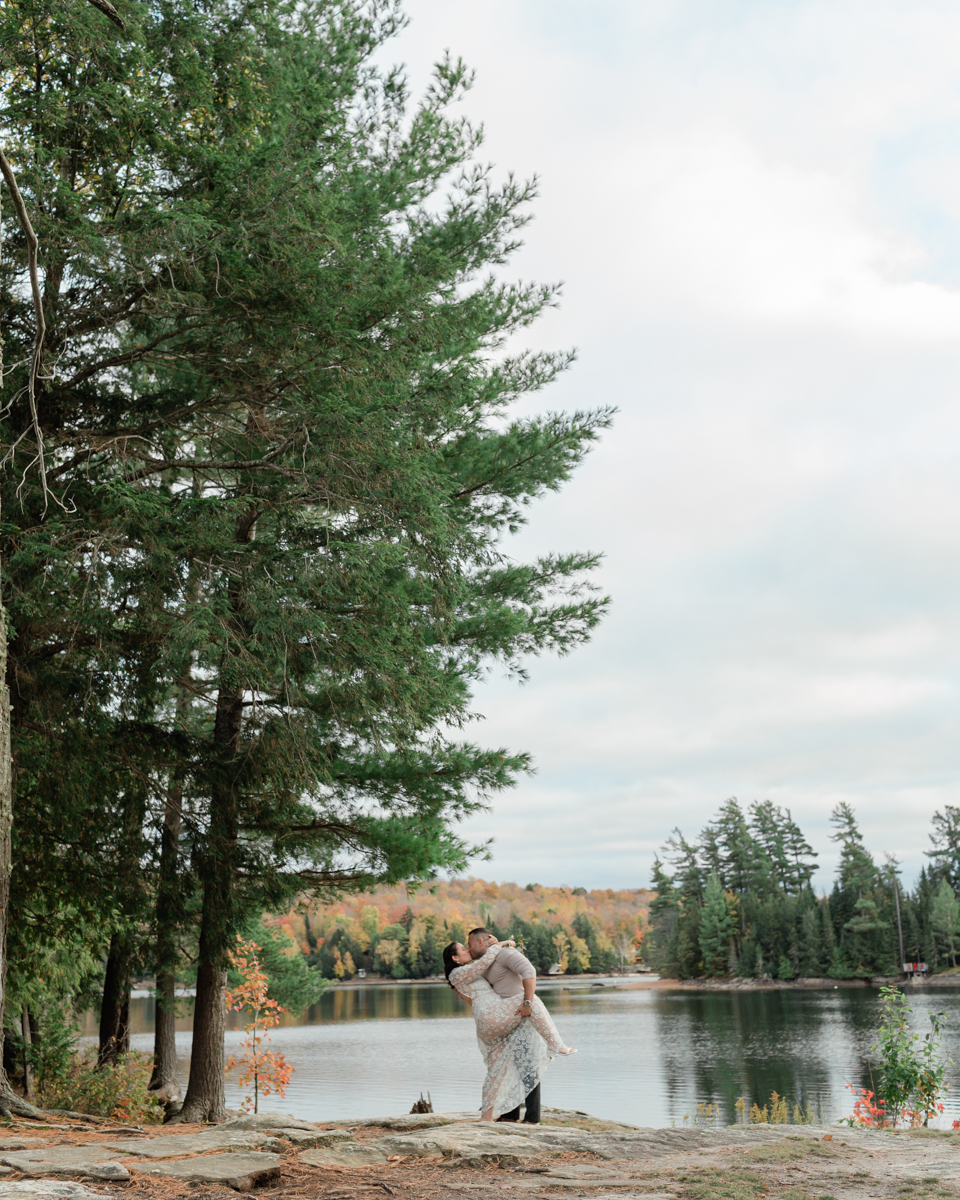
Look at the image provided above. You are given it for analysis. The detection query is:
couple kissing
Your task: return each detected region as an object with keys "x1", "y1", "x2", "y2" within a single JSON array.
[{"x1": 443, "y1": 928, "x2": 577, "y2": 1123}]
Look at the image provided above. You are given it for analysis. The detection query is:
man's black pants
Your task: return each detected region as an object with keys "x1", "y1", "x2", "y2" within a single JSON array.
[{"x1": 496, "y1": 1083, "x2": 540, "y2": 1125}]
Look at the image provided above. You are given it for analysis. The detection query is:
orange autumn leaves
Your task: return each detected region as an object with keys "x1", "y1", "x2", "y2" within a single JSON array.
[
  {"x1": 225, "y1": 938, "x2": 293, "y2": 1112},
  {"x1": 278, "y1": 878, "x2": 651, "y2": 979}
]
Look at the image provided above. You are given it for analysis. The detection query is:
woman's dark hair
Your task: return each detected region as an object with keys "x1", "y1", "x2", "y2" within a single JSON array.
[{"x1": 442, "y1": 943, "x2": 461, "y2": 988}]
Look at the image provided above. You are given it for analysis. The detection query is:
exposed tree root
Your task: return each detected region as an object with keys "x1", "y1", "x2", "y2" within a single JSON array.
[
  {"x1": 0, "y1": 1083, "x2": 41, "y2": 1120},
  {"x1": 46, "y1": 1109, "x2": 113, "y2": 1124},
  {"x1": 166, "y1": 1102, "x2": 223, "y2": 1125},
  {"x1": 0, "y1": 1091, "x2": 130, "y2": 1127}
]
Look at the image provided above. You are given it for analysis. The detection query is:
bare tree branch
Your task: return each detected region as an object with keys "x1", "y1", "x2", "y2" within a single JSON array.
[
  {"x1": 85, "y1": 0, "x2": 124, "y2": 29},
  {"x1": 0, "y1": 147, "x2": 50, "y2": 512}
]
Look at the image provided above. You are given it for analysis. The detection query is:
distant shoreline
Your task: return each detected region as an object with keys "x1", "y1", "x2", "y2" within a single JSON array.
[
  {"x1": 330, "y1": 972, "x2": 645, "y2": 989},
  {"x1": 132, "y1": 971, "x2": 960, "y2": 997},
  {"x1": 328, "y1": 970, "x2": 960, "y2": 991},
  {"x1": 316, "y1": 971, "x2": 960, "y2": 991},
  {"x1": 617, "y1": 974, "x2": 960, "y2": 992}
]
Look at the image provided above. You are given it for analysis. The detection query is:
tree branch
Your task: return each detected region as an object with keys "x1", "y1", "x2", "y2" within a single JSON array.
[
  {"x1": 0, "y1": 147, "x2": 49, "y2": 512},
  {"x1": 85, "y1": 0, "x2": 125, "y2": 30}
]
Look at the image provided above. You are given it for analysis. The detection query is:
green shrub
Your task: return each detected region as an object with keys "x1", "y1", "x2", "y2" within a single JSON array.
[
  {"x1": 39, "y1": 1050, "x2": 164, "y2": 1124},
  {"x1": 873, "y1": 986, "x2": 949, "y2": 1127}
]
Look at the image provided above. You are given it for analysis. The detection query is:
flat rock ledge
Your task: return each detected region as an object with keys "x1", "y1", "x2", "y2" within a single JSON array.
[
  {"x1": 0, "y1": 1183, "x2": 105, "y2": 1200},
  {"x1": 0, "y1": 1148, "x2": 131, "y2": 1183},
  {"x1": 297, "y1": 1116, "x2": 843, "y2": 1172},
  {"x1": 127, "y1": 1152, "x2": 282, "y2": 1191},
  {"x1": 5, "y1": 1107, "x2": 960, "y2": 1197},
  {"x1": 0, "y1": 1127, "x2": 294, "y2": 1187}
]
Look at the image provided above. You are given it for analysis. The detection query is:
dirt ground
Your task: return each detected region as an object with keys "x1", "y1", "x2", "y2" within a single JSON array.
[{"x1": 5, "y1": 1116, "x2": 960, "y2": 1200}]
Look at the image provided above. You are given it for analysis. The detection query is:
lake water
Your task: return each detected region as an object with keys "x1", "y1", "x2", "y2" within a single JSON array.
[{"x1": 81, "y1": 982, "x2": 960, "y2": 1128}]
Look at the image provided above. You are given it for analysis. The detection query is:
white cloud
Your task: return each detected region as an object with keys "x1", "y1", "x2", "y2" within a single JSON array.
[
  {"x1": 390, "y1": 0, "x2": 960, "y2": 891},
  {"x1": 612, "y1": 132, "x2": 960, "y2": 336}
]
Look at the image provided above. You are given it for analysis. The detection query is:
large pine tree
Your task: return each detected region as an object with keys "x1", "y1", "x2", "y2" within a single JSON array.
[{"x1": 1, "y1": 0, "x2": 610, "y2": 1118}]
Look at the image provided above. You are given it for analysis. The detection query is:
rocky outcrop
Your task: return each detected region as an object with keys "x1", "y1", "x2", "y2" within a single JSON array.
[
  {"x1": 0, "y1": 1148, "x2": 131, "y2": 1181},
  {"x1": 218, "y1": 1113, "x2": 318, "y2": 1132},
  {"x1": 97, "y1": 1130, "x2": 282, "y2": 1157},
  {"x1": 299, "y1": 1143, "x2": 390, "y2": 1167},
  {"x1": 8, "y1": 1105, "x2": 960, "y2": 1198},
  {"x1": 127, "y1": 1152, "x2": 282, "y2": 1191},
  {"x1": 0, "y1": 1183, "x2": 107, "y2": 1200}
]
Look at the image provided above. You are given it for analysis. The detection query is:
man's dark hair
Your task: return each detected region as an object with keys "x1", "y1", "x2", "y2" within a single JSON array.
[{"x1": 468, "y1": 927, "x2": 493, "y2": 940}]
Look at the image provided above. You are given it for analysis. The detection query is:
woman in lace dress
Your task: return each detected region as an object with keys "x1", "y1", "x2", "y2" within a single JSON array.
[{"x1": 444, "y1": 941, "x2": 575, "y2": 1121}]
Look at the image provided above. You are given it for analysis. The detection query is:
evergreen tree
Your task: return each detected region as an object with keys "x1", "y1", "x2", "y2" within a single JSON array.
[
  {"x1": 928, "y1": 806, "x2": 960, "y2": 891},
  {"x1": 698, "y1": 826, "x2": 723, "y2": 884},
  {"x1": 820, "y1": 895, "x2": 838, "y2": 973},
  {"x1": 706, "y1": 798, "x2": 755, "y2": 896},
  {"x1": 931, "y1": 878, "x2": 960, "y2": 968},
  {"x1": 516, "y1": 921, "x2": 556, "y2": 975},
  {"x1": 572, "y1": 912, "x2": 616, "y2": 973},
  {"x1": 829, "y1": 804, "x2": 894, "y2": 975},
  {"x1": 798, "y1": 900, "x2": 824, "y2": 977},
  {"x1": 698, "y1": 872, "x2": 732, "y2": 976},
  {"x1": 230, "y1": 918, "x2": 327, "y2": 1009},
  {"x1": 914, "y1": 867, "x2": 938, "y2": 969},
  {"x1": 649, "y1": 801, "x2": 929, "y2": 982},
  {"x1": 674, "y1": 901, "x2": 702, "y2": 978},
  {"x1": 749, "y1": 800, "x2": 791, "y2": 894},
  {"x1": 782, "y1": 810, "x2": 818, "y2": 892},
  {"x1": 901, "y1": 890, "x2": 922, "y2": 965},
  {"x1": 664, "y1": 830, "x2": 703, "y2": 902},
  {"x1": 1, "y1": 0, "x2": 610, "y2": 1119},
  {"x1": 830, "y1": 803, "x2": 877, "y2": 897},
  {"x1": 645, "y1": 856, "x2": 679, "y2": 976}
]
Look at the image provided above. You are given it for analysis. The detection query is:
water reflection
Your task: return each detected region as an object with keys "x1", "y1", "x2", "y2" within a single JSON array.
[
  {"x1": 652, "y1": 987, "x2": 960, "y2": 1127},
  {"x1": 79, "y1": 983, "x2": 960, "y2": 1128},
  {"x1": 79, "y1": 982, "x2": 474, "y2": 1039},
  {"x1": 307, "y1": 984, "x2": 466, "y2": 1025}
]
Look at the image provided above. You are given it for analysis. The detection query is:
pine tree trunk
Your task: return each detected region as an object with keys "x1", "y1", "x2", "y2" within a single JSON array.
[
  {"x1": 173, "y1": 687, "x2": 242, "y2": 1124},
  {"x1": 98, "y1": 932, "x2": 133, "y2": 1068},
  {"x1": 0, "y1": 178, "x2": 38, "y2": 1120},
  {"x1": 150, "y1": 969, "x2": 181, "y2": 1108},
  {"x1": 0, "y1": 606, "x2": 38, "y2": 1116},
  {"x1": 176, "y1": 951, "x2": 228, "y2": 1123},
  {"x1": 150, "y1": 779, "x2": 184, "y2": 1109},
  {"x1": 174, "y1": 846, "x2": 232, "y2": 1122},
  {"x1": 20, "y1": 1008, "x2": 32, "y2": 1100}
]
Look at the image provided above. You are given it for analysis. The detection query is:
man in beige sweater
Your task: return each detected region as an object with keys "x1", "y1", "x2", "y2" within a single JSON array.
[{"x1": 467, "y1": 927, "x2": 542, "y2": 1124}]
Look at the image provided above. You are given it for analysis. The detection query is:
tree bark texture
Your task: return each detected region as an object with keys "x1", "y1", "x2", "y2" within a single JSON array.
[
  {"x1": 98, "y1": 931, "x2": 132, "y2": 1068},
  {"x1": 177, "y1": 953, "x2": 228, "y2": 1123},
  {"x1": 0, "y1": 601, "x2": 37, "y2": 1116},
  {"x1": 174, "y1": 687, "x2": 243, "y2": 1123},
  {"x1": 20, "y1": 1008, "x2": 33, "y2": 1099},
  {"x1": 150, "y1": 779, "x2": 184, "y2": 1107},
  {"x1": 0, "y1": 172, "x2": 39, "y2": 1119},
  {"x1": 150, "y1": 968, "x2": 181, "y2": 1108}
]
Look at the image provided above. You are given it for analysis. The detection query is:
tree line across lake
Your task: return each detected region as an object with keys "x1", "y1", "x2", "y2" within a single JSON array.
[
  {"x1": 284, "y1": 878, "x2": 650, "y2": 979},
  {"x1": 646, "y1": 799, "x2": 960, "y2": 980}
]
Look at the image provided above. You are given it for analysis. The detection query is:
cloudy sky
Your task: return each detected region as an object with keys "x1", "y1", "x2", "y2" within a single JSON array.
[{"x1": 391, "y1": 0, "x2": 960, "y2": 892}]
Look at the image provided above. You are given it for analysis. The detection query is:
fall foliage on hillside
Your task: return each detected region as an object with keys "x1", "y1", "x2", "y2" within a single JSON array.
[{"x1": 273, "y1": 879, "x2": 652, "y2": 980}]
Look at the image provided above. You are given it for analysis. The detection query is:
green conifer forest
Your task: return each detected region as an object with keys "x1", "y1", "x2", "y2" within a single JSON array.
[
  {"x1": 646, "y1": 799, "x2": 960, "y2": 981},
  {"x1": 0, "y1": 0, "x2": 610, "y2": 1119}
]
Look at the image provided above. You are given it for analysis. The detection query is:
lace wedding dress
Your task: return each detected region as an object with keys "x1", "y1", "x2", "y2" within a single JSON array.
[{"x1": 449, "y1": 943, "x2": 570, "y2": 1118}]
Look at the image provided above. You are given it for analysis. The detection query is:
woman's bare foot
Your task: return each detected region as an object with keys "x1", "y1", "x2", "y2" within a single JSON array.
[{"x1": 559, "y1": 1047, "x2": 577, "y2": 1055}]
